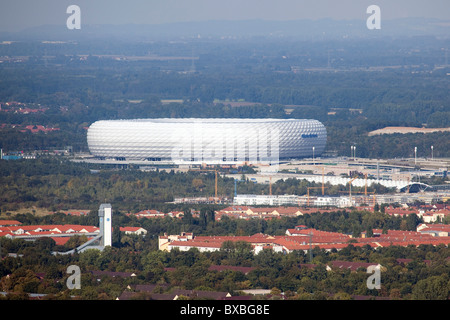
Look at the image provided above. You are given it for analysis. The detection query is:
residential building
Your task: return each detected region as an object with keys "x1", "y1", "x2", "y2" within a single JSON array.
[{"x1": 120, "y1": 227, "x2": 148, "y2": 236}]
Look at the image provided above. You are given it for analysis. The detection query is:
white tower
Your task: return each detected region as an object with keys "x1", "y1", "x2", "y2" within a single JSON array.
[{"x1": 98, "y1": 203, "x2": 112, "y2": 247}]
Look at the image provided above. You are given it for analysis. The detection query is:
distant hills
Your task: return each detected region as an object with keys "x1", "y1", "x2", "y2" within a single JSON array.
[{"x1": 1, "y1": 18, "x2": 449, "y2": 41}]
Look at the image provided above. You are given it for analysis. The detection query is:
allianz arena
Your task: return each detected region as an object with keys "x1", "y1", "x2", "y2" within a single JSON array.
[{"x1": 87, "y1": 118, "x2": 326, "y2": 165}]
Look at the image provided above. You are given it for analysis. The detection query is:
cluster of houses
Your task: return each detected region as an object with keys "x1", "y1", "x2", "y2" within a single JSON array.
[
  {"x1": 126, "y1": 203, "x2": 450, "y2": 223},
  {"x1": 159, "y1": 223, "x2": 450, "y2": 255},
  {"x1": 19, "y1": 125, "x2": 60, "y2": 134},
  {"x1": 0, "y1": 123, "x2": 60, "y2": 134},
  {"x1": 382, "y1": 203, "x2": 450, "y2": 223},
  {"x1": 0, "y1": 102, "x2": 57, "y2": 135},
  {"x1": 0, "y1": 220, "x2": 146, "y2": 246},
  {"x1": 0, "y1": 101, "x2": 48, "y2": 114},
  {"x1": 1, "y1": 213, "x2": 449, "y2": 300},
  {"x1": 126, "y1": 206, "x2": 358, "y2": 220},
  {"x1": 127, "y1": 206, "x2": 349, "y2": 221},
  {"x1": 1, "y1": 202, "x2": 447, "y2": 250},
  {"x1": 126, "y1": 209, "x2": 185, "y2": 219}
]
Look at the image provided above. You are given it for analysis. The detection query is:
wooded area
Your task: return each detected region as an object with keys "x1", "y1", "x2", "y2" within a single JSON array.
[{"x1": 0, "y1": 158, "x2": 395, "y2": 213}]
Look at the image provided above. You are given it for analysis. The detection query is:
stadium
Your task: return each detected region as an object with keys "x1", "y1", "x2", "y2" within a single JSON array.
[{"x1": 87, "y1": 118, "x2": 327, "y2": 165}]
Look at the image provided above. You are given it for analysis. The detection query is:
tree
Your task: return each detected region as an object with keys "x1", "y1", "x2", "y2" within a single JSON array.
[
  {"x1": 374, "y1": 203, "x2": 380, "y2": 212},
  {"x1": 220, "y1": 241, "x2": 253, "y2": 266},
  {"x1": 34, "y1": 237, "x2": 56, "y2": 253},
  {"x1": 253, "y1": 249, "x2": 282, "y2": 269},
  {"x1": 192, "y1": 178, "x2": 204, "y2": 190},
  {"x1": 206, "y1": 209, "x2": 215, "y2": 224},
  {"x1": 332, "y1": 292, "x2": 352, "y2": 300},
  {"x1": 0, "y1": 269, "x2": 40, "y2": 293},
  {"x1": 270, "y1": 287, "x2": 281, "y2": 295},
  {"x1": 199, "y1": 208, "x2": 207, "y2": 227},
  {"x1": 405, "y1": 214, "x2": 421, "y2": 231},
  {"x1": 65, "y1": 235, "x2": 88, "y2": 250},
  {"x1": 112, "y1": 226, "x2": 122, "y2": 247},
  {"x1": 183, "y1": 209, "x2": 193, "y2": 225},
  {"x1": 411, "y1": 274, "x2": 450, "y2": 300}
]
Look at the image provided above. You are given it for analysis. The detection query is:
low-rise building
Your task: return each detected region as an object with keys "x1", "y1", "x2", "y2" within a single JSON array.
[
  {"x1": 159, "y1": 225, "x2": 450, "y2": 255},
  {"x1": 120, "y1": 227, "x2": 148, "y2": 236},
  {"x1": 0, "y1": 220, "x2": 21, "y2": 227},
  {"x1": 417, "y1": 223, "x2": 450, "y2": 237}
]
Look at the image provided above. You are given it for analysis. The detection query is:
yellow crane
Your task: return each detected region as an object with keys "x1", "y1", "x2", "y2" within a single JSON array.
[
  {"x1": 307, "y1": 186, "x2": 328, "y2": 206},
  {"x1": 363, "y1": 173, "x2": 377, "y2": 207},
  {"x1": 189, "y1": 168, "x2": 219, "y2": 203},
  {"x1": 348, "y1": 176, "x2": 358, "y2": 204},
  {"x1": 364, "y1": 173, "x2": 368, "y2": 196},
  {"x1": 340, "y1": 175, "x2": 377, "y2": 207}
]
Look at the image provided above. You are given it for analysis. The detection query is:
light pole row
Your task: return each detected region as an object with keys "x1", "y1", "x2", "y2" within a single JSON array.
[
  {"x1": 414, "y1": 146, "x2": 435, "y2": 164},
  {"x1": 351, "y1": 145, "x2": 356, "y2": 161}
]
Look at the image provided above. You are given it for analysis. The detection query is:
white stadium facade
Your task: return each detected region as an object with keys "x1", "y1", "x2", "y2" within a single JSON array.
[{"x1": 87, "y1": 118, "x2": 326, "y2": 165}]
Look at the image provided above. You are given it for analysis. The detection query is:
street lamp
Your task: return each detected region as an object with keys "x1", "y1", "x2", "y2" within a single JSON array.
[
  {"x1": 312, "y1": 146, "x2": 315, "y2": 165},
  {"x1": 414, "y1": 147, "x2": 417, "y2": 165},
  {"x1": 350, "y1": 145, "x2": 356, "y2": 161}
]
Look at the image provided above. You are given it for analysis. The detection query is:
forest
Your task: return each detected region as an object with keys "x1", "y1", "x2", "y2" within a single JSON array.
[
  {"x1": 0, "y1": 157, "x2": 396, "y2": 213},
  {"x1": 0, "y1": 207, "x2": 449, "y2": 300}
]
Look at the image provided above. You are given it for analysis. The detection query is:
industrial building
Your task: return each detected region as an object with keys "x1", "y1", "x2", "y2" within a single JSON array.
[{"x1": 86, "y1": 118, "x2": 326, "y2": 165}]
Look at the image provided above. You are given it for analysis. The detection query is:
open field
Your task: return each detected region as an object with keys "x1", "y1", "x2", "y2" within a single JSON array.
[
  {"x1": 0, "y1": 207, "x2": 90, "y2": 217},
  {"x1": 0, "y1": 206, "x2": 53, "y2": 217},
  {"x1": 369, "y1": 126, "x2": 450, "y2": 136}
]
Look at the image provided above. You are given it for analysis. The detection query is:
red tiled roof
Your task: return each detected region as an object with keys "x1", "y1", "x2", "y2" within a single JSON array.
[
  {"x1": 0, "y1": 220, "x2": 22, "y2": 226},
  {"x1": 247, "y1": 207, "x2": 276, "y2": 213},
  {"x1": 219, "y1": 206, "x2": 251, "y2": 212},
  {"x1": 419, "y1": 223, "x2": 450, "y2": 232},
  {"x1": 274, "y1": 207, "x2": 303, "y2": 214},
  {"x1": 0, "y1": 224, "x2": 99, "y2": 236},
  {"x1": 51, "y1": 237, "x2": 70, "y2": 246},
  {"x1": 120, "y1": 227, "x2": 145, "y2": 232},
  {"x1": 169, "y1": 240, "x2": 223, "y2": 248},
  {"x1": 165, "y1": 223, "x2": 450, "y2": 254}
]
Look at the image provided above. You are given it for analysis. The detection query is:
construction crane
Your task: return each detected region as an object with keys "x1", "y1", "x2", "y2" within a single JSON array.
[
  {"x1": 307, "y1": 186, "x2": 328, "y2": 206},
  {"x1": 339, "y1": 190, "x2": 376, "y2": 206},
  {"x1": 269, "y1": 176, "x2": 272, "y2": 196},
  {"x1": 189, "y1": 168, "x2": 219, "y2": 203},
  {"x1": 363, "y1": 173, "x2": 377, "y2": 207},
  {"x1": 364, "y1": 173, "x2": 368, "y2": 196},
  {"x1": 340, "y1": 175, "x2": 377, "y2": 207},
  {"x1": 348, "y1": 176, "x2": 358, "y2": 204}
]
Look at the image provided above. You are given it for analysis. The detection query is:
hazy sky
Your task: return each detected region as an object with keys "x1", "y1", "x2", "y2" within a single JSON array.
[{"x1": 0, "y1": 0, "x2": 449, "y2": 32}]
